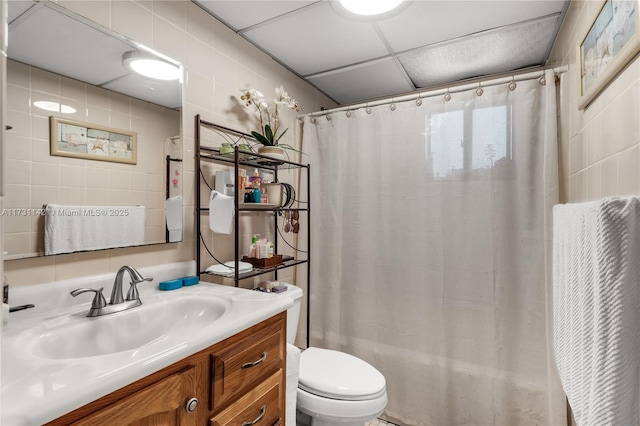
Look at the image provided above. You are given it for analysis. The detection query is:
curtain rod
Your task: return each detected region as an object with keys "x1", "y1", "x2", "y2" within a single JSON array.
[{"x1": 300, "y1": 65, "x2": 569, "y2": 118}]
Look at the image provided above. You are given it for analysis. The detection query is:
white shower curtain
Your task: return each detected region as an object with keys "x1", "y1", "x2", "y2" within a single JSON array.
[{"x1": 302, "y1": 70, "x2": 566, "y2": 425}]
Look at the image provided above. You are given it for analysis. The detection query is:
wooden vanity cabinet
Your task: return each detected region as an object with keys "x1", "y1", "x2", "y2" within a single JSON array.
[{"x1": 46, "y1": 312, "x2": 286, "y2": 426}]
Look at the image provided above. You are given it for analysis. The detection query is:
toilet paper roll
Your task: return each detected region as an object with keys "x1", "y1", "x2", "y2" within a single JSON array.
[{"x1": 286, "y1": 344, "x2": 301, "y2": 426}]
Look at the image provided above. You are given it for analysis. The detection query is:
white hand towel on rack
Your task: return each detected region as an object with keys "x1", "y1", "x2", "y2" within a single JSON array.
[
  {"x1": 553, "y1": 196, "x2": 640, "y2": 426},
  {"x1": 44, "y1": 204, "x2": 146, "y2": 255},
  {"x1": 205, "y1": 261, "x2": 252, "y2": 277},
  {"x1": 209, "y1": 190, "x2": 234, "y2": 234}
]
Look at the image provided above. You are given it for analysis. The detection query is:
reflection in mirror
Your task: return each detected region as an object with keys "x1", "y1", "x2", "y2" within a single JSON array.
[{"x1": 3, "y1": 1, "x2": 183, "y2": 260}]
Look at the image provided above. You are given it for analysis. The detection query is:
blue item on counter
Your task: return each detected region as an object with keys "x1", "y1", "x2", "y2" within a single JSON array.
[
  {"x1": 159, "y1": 279, "x2": 183, "y2": 291},
  {"x1": 182, "y1": 276, "x2": 199, "y2": 286}
]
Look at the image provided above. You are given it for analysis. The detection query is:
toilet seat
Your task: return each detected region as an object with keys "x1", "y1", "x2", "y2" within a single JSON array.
[{"x1": 298, "y1": 347, "x2": 386, "y2": 401}]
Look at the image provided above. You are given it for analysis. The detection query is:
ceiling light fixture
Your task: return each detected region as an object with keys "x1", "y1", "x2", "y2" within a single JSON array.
[
  {"x1": 33, "y1": 101, "x2": 76, "y2": 114},
  {"x1": 338, "y1": 0, "x2": 404, "y2": 16},
  {"x1": 122, "y1": 51, "x2": 180, "y2": 81}
]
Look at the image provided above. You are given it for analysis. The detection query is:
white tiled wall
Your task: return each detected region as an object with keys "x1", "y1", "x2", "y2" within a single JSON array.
[
  {"x1": 4, "y1": 0, "x2": 334, "y2": 287},
  {"x1": 548, "y1": 0, "x2": 640, "y2": 203}
]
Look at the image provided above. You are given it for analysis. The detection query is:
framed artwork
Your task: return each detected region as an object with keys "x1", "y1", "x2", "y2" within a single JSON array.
[
  {"x1": 49, "y1": 117, "x2": 137, "y2": 164},
  {"x1": 577, "y1": 0, "x2": 640, "y2": 109}
]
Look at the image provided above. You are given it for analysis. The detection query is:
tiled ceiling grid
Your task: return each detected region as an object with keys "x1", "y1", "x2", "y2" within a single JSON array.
[{"x1": 194, "y1": 0, "x2": 569, "y2": 104}]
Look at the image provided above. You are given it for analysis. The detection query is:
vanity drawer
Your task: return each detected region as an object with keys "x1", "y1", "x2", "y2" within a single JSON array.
[
  {"x1": 210, "y1": 370, "x2": 282, "y2": 426},
  {"x1": 210, "y1": 318, "x2": 285, "y2": 411}
]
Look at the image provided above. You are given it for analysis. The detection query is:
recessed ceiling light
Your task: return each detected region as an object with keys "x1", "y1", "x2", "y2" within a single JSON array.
[
  {"x1": 122, "y1": 51, "x2": 180, "y2": 81},
  {"x1": 338, "y1": 0, "x2": 404, "y2": 16},
  {"x1": 33, "y1": 101, "x2": 76, "y2": 114},
  {"x1": 331, "y1": 0, "x2": 410, "y2": 21}
]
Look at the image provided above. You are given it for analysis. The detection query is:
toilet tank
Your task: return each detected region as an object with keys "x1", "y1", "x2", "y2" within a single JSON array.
[{"x1": 277, "y1": 283, "x2": 303, "y2": 345}]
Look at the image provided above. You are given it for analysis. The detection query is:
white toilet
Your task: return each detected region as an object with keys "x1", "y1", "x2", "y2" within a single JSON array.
[{"x1": 277, "y1": 283, "x2": 388, "y2": 426}]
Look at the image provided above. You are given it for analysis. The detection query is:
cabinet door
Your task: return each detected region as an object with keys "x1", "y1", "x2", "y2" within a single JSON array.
[
  {"x1": 210, "y1": 371, "x2": 282, "y2": 426},
  {"x1": 71, "y1": 366, "x2": 198, "y2": 426}
]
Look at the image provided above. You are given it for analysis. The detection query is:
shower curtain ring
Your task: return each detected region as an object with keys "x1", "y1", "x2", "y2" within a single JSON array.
[
  {"x1": 366, "y1": 104, "x2": 372, "y2": 115},
  {"x1": 390, "y1": 99, "x2": 396, "y2": 111},
  {"x1": 508, "y1": 77, "x2": 517, "y2": 91},
  {"x1": 444, "y1": 90, "x2": 452, "y2": 102},
  {"x1": 475, "y1": 83, "x2": 483, "y2": 97},
  {"x1": 539, "y1": 74, "x2": 547, "y2": 86},
  {"x1": 416, "y1": 94, "x2": 423, "y2": 106},
  {"x1": 346, "y1": 110, "x2": 352, "y2": 118},
  {"x1": 326, "y1": 114, "x2": 331, "y2": 121},
  {"x1": 310, "y1": 117, "x2": 316, "y2": 124}
]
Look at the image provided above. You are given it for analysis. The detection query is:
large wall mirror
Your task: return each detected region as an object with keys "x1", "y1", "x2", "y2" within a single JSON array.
[{"x1": 4, "y1": 1, "x2": 184, "y2": 260}]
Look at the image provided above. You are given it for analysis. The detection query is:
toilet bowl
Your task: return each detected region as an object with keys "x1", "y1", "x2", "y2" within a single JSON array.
[
  {"x1": 296, "y1": 347, "x2": 387, "y2": 426},
  {"x1": 274, "y1": 283, "x2": 388, "y2": 426}
]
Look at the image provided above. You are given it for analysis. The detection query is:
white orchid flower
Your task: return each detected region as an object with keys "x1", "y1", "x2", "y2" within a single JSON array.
[
  {"x1": 275, "y1": 85, "x2": 288, "y2": 98},
  {"x1": 250, "y1": 88, "x2": 265, "y2": 99},
  {"x1": 239, "y1": 83, "x2": 303, "y2": 147}
]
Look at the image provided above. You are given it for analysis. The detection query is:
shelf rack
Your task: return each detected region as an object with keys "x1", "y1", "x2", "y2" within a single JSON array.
[{"x1": 195, "y1": 114, "x2": 310, "y2": 346}]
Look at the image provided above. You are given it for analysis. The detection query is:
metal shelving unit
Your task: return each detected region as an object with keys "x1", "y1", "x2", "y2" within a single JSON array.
[{"x1": 195, "y1": 114, "x2": 310, "y2": 346}]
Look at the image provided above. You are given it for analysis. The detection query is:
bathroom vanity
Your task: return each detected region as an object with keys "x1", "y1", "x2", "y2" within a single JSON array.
[
  {"x1": 47, "y1": 312, "x2": 286, "y2": 426},
  {"x1": 1, "y1": 262, "x2": 291, "y2": 425}
]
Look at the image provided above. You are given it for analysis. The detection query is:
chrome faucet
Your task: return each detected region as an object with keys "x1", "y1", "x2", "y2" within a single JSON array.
[
  {"x1": 71, "y1": 266, "x2": 153, "y2": 317},
  {"x1": 110, "y1": 265, "x2": 153, "y2": 305}
]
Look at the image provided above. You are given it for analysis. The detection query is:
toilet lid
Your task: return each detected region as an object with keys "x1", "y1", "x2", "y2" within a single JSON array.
[{"x1": 298, "y1": 347, "x2": 386, "y2": 401}]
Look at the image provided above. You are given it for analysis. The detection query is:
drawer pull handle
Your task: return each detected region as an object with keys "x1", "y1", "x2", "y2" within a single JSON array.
[
  {"x1": 242, "y1": 352, "x2": 267, "y2": 369},
  {"x1": 242, "y1": 405, "x2": 267, "y2": 426}
]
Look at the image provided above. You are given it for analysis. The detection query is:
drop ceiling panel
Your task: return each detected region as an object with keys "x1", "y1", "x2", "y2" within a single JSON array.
[
  {"x1": 398, "y1": 15, "x2": 559, "y2": 88},
  {"x1": 243, "y1": 2, "x2": 390, "y2": 77},
  {"x1": 307, "y1": 57, "x2": 414, "y2": 104},
  {"x1": 8, "y1": 1, "x2": 33, "y2": 22},
  {"x1": 193, "y1": 0, "x2": 568, "y2": 104},
  {"x1": 378, "y1": 0, "x2": 566, "y2": 52},
  {"x1": 8, "y1": 4, "x2": 130, "y2": 86},
  {"x1": 193, "y1": 0, "x2": 318, "y2": 31},
  {"x1": 8, "y1": 2, "x2": 182, "y2": 110},
  {"x1": 103, "y1": 75, "x2": 183, "y2": 109}
]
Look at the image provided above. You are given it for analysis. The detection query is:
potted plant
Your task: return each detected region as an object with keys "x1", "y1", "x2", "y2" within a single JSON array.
[{"x1": 239, "y1": 84, "x2": 304, "y2": 159}]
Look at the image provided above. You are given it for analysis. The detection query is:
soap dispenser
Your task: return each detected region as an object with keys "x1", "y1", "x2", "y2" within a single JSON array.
[{"x1": 249, "y1": 234, "x2": 259, "y2": 258}]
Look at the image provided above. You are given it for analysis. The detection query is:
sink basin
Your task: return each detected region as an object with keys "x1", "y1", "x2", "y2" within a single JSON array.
[
  {"x1": 1, "y1": 276, "x2": 294, "y2": 426},
  {"x1": 25, "y1": 296, "x2": 229, "y2": 359}
]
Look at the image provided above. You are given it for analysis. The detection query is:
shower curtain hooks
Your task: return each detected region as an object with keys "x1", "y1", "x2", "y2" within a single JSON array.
[
  {"x1": 365, "y1": 104, "x2": 372, "y2": 115},
  {"x1": 346, "y1": 109, "x2": 352, "y2": 118},
  {"x1": 444, "y1": 89, "x2": 452, "y2": 102},
  {"x1": 475, "y1": 83, "x2": 483, "y2": 97},
  {"x1": 310, "y1": 117, "x2": 316, "y2": 124},
  {"x1": 539, "y1": 73, "x2": 547, "y2": 86},
  {"x1": 416, "y1": 94, "x2": 423, "y2": 106},
  {"x1": 326, "y1": 114, "x2": 332, "y2": 121},
  {"x1": 390, "y1": 99, "x2": 396, "y2": 111},
  {"x1": 508, "y1": 77, "x2": 517, "y2": 91}
]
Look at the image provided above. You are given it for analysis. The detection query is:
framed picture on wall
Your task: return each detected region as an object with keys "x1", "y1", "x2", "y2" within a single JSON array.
[
  {"x1": 577, "y1": 0, "x2": 640, "y2": 109},
  {"x1": 49, "y1": 117, "x2": 137, "y2": 164}
]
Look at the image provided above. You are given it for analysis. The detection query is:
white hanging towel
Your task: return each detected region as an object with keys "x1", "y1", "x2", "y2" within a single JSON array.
[
  {"x1": 209, "y1": 190, "x2": 234, "y2": 234},
  {"x1": 44, "y1": 204, "x2": 146, "y2": 255},
  {"x1": 165, "y1": 196, "x2": 183, "y2": 242},
  {"x1": 553, "y1": 196, "x2": 640, "y2": 426}
]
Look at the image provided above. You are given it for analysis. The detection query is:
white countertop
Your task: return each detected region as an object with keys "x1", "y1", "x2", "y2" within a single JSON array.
[{"x1": 1, "y1": 263, "x2": 292, "y2": 425}]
